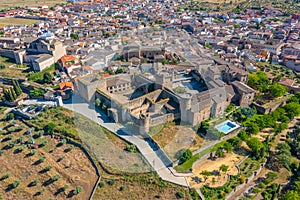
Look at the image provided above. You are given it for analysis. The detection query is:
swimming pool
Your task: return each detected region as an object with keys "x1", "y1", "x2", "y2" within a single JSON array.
[{"x1": 215, "y1": 120, "x2": 240, "y2": 134}]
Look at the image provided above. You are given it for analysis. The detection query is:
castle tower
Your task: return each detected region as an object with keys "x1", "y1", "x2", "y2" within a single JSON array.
[
  {"x1": 139, "y1": 113, "x2": 150, "y2": 135},
  {"x1": 179, "y1": 94, "x2": 192, "y2": 123}
]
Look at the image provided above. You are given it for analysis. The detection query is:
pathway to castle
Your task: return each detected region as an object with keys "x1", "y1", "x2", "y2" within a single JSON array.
[{"x1": 63, "y1": 94, "x2": 189, "y2": 187}]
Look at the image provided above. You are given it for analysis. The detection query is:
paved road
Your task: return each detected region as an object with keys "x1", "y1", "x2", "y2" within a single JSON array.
[{"x1": 63, "y1": 95, "x2": 189, "y2": 187}]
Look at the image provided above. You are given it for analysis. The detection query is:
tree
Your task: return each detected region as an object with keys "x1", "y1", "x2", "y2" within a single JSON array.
[
  {"x1": 219, "y1": 164, "x2": 229, "y2": 173},
  {"x1": 204, "y1": 43, "x2": 210, "y2": 49},
  {"x1": 227, "y1": 137, "x2": 242, "y2": 149},
  {"x1": 246, "y1": 137, "x2": 264, "y2": 156},
  {"x1": 1, "y1": 173, "x2": 10, "y2": 180},
  {"x1": 176, "y1": 191, "x2": 184, "y2": 199},
  {"x1": 9, "y1": 87, "x2": 17, "y2": 101},
  {"x1": 43, "y1": 72, "x2": 53, "y2": 84},
  {"x1": 63, "y1": 184, "x2": 69, "y2": 191},
  {"x1": 32, "y1": 178, "x2": 39, "y2": 186},
  {"x1": 0, "y1": 63, "x2": 5, "y2": 69},
  {"x1": 198, "y1": 121, "x2": 209, "y2": 134},
  {"x1": 216, "y1": 147, "x2": 224, "y2": 157},
  {"x1": 70, "y1": 33, "x2": 79, "y2": 40},
  {"x1": 247, "y1": 72, "x2": 270, "y2": 92},
  {"x1": 44, "y1": 166, "x2": 52, "y2": 172},
  {"x1": 12, "y1": 80, "x2": 22, "y2": 96},
  {"x1": 284, "y1": 102, "x2": 300, "y2": 119},
  {"x1": 95, "y1": 98, "x2": 101, "y2": 107},
  {"x1": 240, "y1": 107, "x2": 256, "y2": 118},
  {"x1": 52, "y1": 174, "x2": 61, "y2": 181},
  {"x1": 276, "y1": 142, "x2": 292, "y2": 170},
  {"x1": 73, "y1": 186, "x2": 83, "y2": 195},
  {"x1": 282, "y1": 190, "x2": 300, "y2": 200},
  {"x1": 30, "y1": 88, "x2": 45, "y2": 97},
  {"x1": 12, "y1": 180, "x2": 20, "y2": 188},
  {"x1": 247, "y1": 123, "x2": 260, "y2": 135},
  {"x1": 5, "y1": 113, "x2": 14, "y2": 121},
  {"x1": 162, "y1": 59, "x2": 169, "y2": 65},
  {"x1": 269, "y1": 83, "x2": 287, "y2": 98},
  {"x1": 179, "y1": 149, "x2": 192, "y2": 163},
  {"x1": 44, "y1": 122, "x2": 55, "y2": 134},
  {"x1": 223, "y1": 142, "x2": 233, "y2": 153},
  {"x1": 125, "y1": 144, "x2": 137, "y2": 153}
]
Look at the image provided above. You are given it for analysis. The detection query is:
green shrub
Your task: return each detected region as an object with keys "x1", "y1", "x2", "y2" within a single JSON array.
[
  {"x1": 12, "y1": 180, "x2": 20, "y2": 188},
  {"x1": 63, "y1": 184, "x2": 69, "y2": 191},
  {"x1": 99, "y1": 182, "x2": 105, "y2": 188},
  {"x1": 120, "y1": 185, "x2": 125, "y2": 191},
  {"x1": 73, "y1": 186, "x2": 82, "y2": 195},
  {"x1": 125, "y1": 144, "x2": 137, "y2": 153},
  {"x1": 107, "y1": 179, "x2": 115, "y2": 186},
  {"x1": 30, "y1": 149, "x2": 37, "y2": 156},
  {"x1": 52, "y1": 174, "x2": 60, "y2": 181},
  {"x1": 179, "y1": 149, "x2": 192, "y2": 163},
  {"x1": 175, "y1": 191, "x2": 184, "y2": 199},
  {"x1": 1, "y1": 173, "x2": 10, "y2": 180},
  {"x1": 39, "y1": 156, "x2": 46, "y2": 163},
  {"x1": 32, "y1": 178, "x2": 39, "y2": 186}
]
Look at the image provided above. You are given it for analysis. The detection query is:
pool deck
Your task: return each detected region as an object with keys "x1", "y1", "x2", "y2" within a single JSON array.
[{"x1": 215, "y1": 120, "x2": 240, "y2": 134}]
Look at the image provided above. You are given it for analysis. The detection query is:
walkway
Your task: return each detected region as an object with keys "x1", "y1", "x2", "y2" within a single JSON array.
[{"x1": 62, "y1": 95, "x2": 189, "y2": 187}]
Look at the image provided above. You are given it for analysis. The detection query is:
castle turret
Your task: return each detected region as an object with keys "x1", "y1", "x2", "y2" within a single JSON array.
[
  {"x1": 179, "y1": 94, "x2": 192, "y2": 123},
  {"x1": 139, "y1": 113, "x2": 150, "y2": 135}
]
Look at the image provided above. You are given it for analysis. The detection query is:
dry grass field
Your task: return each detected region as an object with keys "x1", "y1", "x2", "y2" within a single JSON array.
[
  {"x1": 152, "y1": 123, "x2": 205, "y2": 161},
  {"x1": 29, "y1": 107, "x2": 151, "y2": 173},
  {"x1": 0, "y1": 0, "x2": 66, "y2": 10},
  {"x1": 0, "y1": 17, "x2": 40, "y2": 27}
]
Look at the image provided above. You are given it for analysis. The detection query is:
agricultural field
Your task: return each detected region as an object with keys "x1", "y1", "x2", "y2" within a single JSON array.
[
  {"x1": 152, "y1": 122, "x2": 205, "y2": 161},
  {"x1": 0, "y1": 119, "x2": 98, "y2": 199},
  {"x1": 0, "y1": 0, "x2": 66, "y2": 10},
  {"x1": 0, "y1": 18, "x2": 41, "y2": 28}
]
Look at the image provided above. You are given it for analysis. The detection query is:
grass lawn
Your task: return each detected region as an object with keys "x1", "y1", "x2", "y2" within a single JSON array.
[
  {"x1": 0, "y1": 0, "x2": 66, "y2": 10},
  {"x1": 174, "y1": 147, "x2": 212, "y2": 173},
  {"x1": 174, "y1": 140, "x2": 241, "y2": 173},
  {"x1": 0, "y1": 17, "x2": 40, "y2": 27}
]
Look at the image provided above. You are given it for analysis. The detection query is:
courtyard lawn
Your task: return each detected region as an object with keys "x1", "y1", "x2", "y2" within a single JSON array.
[{"x1": 174, "y1": 142, "x2": 226, "y2": 173}]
